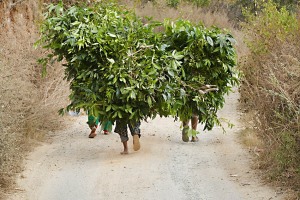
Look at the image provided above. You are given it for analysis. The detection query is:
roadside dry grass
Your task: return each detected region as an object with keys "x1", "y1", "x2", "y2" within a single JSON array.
[
  {"x1": 238, "y1": 111, "x2": 299, "y2": 200},
  {"x1": 0, "y1": 0, "x2": 69, "y2": 197},
  {"x1": 239, "y1": 2, "x2": 300, "y2": 197}
]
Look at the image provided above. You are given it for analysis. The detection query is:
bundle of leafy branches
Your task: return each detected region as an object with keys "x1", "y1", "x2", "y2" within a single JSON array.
[
  {"x1": 162, "y1": 19, "x2": 239, "y2": 131},
  {"x1": 36, "y1": 1, "x2": 239, "y2": 131}
]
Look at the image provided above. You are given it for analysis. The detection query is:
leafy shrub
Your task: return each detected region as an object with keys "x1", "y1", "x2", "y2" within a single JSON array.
[
  {"x1": 242, "y1": 0, "x2": 298, "y2": 54},
  {"x1": 166, "y1": 0, "x2": 180, "y2": 8}
]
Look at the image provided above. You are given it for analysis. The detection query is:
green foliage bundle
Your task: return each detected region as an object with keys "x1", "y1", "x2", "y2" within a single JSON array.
[
  {"x1": 36, "y1": 1, "x2": 187, "y2": 124},
  {"x1": 163, "y1": 19, "x2": 239, "y2": 130},
  {"x1": 36, "y1": 1, "x2": 239, "y2": 130}
]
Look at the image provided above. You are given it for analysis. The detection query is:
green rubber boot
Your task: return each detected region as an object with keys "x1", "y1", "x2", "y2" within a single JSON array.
[{"x1": 182, "y1": 126, "x2": 189, "y2": 142}]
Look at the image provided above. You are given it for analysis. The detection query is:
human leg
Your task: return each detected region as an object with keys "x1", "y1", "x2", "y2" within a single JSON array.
[
  {"x1": 121, "y1": 141, "x2": 128, "y2": 155},
  {"x1": 102, "y1": 121, "x2": 113, "y2": 135},
  {"x1": 114, "y1": 120, "x2": 129, "y2": 154},
  {"x1": 87, "y1": 115, "x2": 100, "y2": 138},
  {"x1": 129, "y1": 121, "x2": 141, "y2": 151},
  {"x1": 191, "y1": 114, "x2": 199, "y2": 142}
]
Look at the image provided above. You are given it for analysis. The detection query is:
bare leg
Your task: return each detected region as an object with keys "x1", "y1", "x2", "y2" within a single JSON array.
[
  {"x1": 191, "y1": 115, "x2": 199, "y2": 142},
  {"x1": 120, "y1": 141, "x2": 129, "y2": 155},
  {"x1": 191, "y1": 115, "x2": 198, "y2": 130},
  {"x1": 114, "y1": 120, "x2": 130, "y2": 154}
]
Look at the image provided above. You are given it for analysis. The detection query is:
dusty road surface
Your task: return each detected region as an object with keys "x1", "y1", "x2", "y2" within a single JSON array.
[{"x1": 8, "y1": 91, "x2": 286, "y2": 200}]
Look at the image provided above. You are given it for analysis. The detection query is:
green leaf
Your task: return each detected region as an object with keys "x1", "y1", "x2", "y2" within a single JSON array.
[
  {"x1": 147, "y1": 96, "x2": 152, "y2": 107},
  {"x1": 206, "y1": 36, "x2": 213, "y2": 46},
  {"x1": 117, "y1": 111, "x2": 122, "y2": 118},
  {"x1": 168, "y1": 69, "x2": 175, "y2": 77},
  {"x1": 106, "y1": 105, "x2": 112, "y2": 112},
  {"x1": 107, "y1": 58, "x2": 115, "y2": 64},
  {"x1": 173, "y1": 52, "x2": 184, "y2": 60},
  {"x1": 130, "y1": 91, "x2": 136, "y2": 99},
  {"x1": 108, "y1": 32, "x2": 116, "y2": 38}
]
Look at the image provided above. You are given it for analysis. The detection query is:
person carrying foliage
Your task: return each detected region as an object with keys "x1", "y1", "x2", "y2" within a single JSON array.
[
  {"x1": 36, "y1": 2, "x2": 239, "y2": 153},
  {"x1": 162, "y1": 19, "x2": 239, "y2": 142}
]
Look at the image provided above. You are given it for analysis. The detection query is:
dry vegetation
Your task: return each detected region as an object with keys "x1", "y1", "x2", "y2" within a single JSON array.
[
  {"x1": 240, "y1": 42, "x2": 300, "y2": 197},
  {"x1": 239, "y1": 1, "x2": 300, "y2": 197},
  {"x1": 0, "y1": 0, "x2": 69, "y2": 198}
]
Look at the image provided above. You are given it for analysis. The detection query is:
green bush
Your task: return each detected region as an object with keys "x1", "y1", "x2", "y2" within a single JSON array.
[
  {"x1": 242, "y1": 0, "x2": 298, "y2": 54},
  {"x1": 166, "y1": 0, "x2": 180, "y2": 8}
]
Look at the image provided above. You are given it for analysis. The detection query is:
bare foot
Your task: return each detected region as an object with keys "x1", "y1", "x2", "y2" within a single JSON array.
[
  {"x1": 191, "y1": 136, "x2": 199, "y2": 142},
  {"x1": 120, "y1": 150, "x2": 129, "y2": 155},
  {"x1": 133, "y1": 135, "x2": 140, "y2": 151}
]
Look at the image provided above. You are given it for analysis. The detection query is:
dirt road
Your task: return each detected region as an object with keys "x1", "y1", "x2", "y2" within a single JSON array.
[{"x1": 8, "y1": 91, "x2": 286, "y2": 200}]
